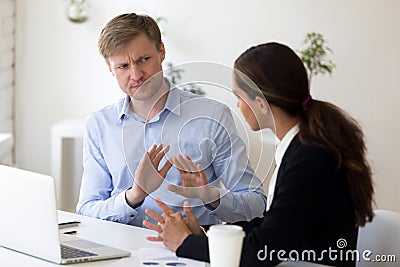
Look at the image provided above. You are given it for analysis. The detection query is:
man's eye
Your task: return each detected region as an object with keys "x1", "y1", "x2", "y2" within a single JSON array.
[
  {"x1": 139, "y1": 57, "x2": 150, "y2": 63},
  {"x1": 118, "y1": 64, "x2": 129, "y2": 69}
]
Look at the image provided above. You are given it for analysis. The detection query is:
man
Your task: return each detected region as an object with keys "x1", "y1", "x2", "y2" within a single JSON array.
[{"x1": 76, "y1": 13, "x2": 266, "y2": 227}]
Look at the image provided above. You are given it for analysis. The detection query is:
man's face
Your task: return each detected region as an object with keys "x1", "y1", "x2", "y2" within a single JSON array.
[{"x1": 107, "y1": 33, "x2": 165, "y2": 100}]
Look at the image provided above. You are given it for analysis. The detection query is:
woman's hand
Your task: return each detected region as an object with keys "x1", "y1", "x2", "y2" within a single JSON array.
[
  {"x1": 168, "y1": 155, "x2": 220, "y2": 208},
  {"x1": 144, "y1": 199, "x2": 204, "y2": 251}
]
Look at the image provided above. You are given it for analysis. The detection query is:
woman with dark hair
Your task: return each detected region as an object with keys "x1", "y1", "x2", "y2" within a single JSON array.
[{"x1": 145, "y1": 42, "x2": 374, "y2": 267}]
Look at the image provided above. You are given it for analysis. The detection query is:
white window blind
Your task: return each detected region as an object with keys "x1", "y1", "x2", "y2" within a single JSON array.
[{"x1": 0, "y1": 0, "x2": 15, "y2": 165}]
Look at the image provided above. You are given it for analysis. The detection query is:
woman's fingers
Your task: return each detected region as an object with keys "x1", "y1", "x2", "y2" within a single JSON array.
[
  {"x1": 154, "y1": 198, "x2": 174, "y2": 215},
  {"x1": 183, "y1": 201, "x2": 195, "y2": 220},
  {"x1": 143, "y1": 219, "x2": 161, "y2": 232},
  {"x1": 146, "y1": 236, "x2": 163, "y2": 242},
  {"x1": 145, "y1": 208, "x2": 164, "y2": 224}
]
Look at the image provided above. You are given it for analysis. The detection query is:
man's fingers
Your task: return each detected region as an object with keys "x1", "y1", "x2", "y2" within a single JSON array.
[
  {"x1": 167, "y1": 184, "x2": 197, "y2": 198},
  {"x1": 167, "y1": 184, "x2": 189, "y2": 197},
  {"x1": 172, "y1": 156, "x2": 185, "y2": 174},
  {"x1": 167, "y1": 184, "x2": 177, "y2": 193},
  {"x1": 177, "y1": 154, "x2": 192, "y2": 173},
  {"x1": 147, "y1": 144, "x2": 158, "y2": 159},
  {"x1": 159, "y1": 158, "x2": 173, "y2": 178},
  {"x1": 148, "y1": 144, "x2": 163, "y2": 160},
  {"x1": 153, "y1": 145, "x2": 170, "y2": 167},
  {"x1": 197, "y1": 164, "x2": 208, "y2": 182},
  {"x1": 184, "y1": 157, "x2": 197, "y2": 173},
  {"x1": 167, "y1": 184, "x2": 183, "y2": 195}
]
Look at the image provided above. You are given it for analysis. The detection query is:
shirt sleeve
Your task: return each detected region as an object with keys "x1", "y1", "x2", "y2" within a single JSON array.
[
  {"x1": 176, "y1": 234, "x2": 210, "y2": 262},
  {"x1": 207, "y1": 106, "x2": 267, "y2": 222},
  {"x1": 76, "y1": 115, "x2": 138, "y2": 224}
]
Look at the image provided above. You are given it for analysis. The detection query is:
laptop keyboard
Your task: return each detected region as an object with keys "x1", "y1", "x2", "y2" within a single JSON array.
[{"x1": 61, "y1": 244, "x2": 98, "y2": 259}]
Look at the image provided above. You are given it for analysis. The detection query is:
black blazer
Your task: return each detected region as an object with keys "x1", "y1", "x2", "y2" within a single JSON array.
[{"x1": 176, "y1": 135, "x2": 358, "y2": 267}]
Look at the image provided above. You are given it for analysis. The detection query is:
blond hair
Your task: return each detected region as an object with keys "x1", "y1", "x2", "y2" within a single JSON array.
[{"x1": 98, "y1": 13, "x2": 162, "y2": 59}]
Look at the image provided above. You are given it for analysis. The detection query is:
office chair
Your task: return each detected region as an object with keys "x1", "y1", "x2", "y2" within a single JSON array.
[{"x1": 356, "y1": 209, "x2": 400, "y2": 266}]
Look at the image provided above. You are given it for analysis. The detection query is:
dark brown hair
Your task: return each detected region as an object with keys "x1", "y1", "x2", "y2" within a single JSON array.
[
  {"x1": 98, "y1": 13, "x2": 162, "y2": 59},
  {"x1": 234, "y1": 42, "x2": 374, "y2": 226}
]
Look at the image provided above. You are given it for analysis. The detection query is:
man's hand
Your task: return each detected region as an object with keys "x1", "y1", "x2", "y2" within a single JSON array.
[
  {"x1": 126, "y1": 144, "x2": 172, "y2": 208},
  {"x1": 168, "y1": 155, "x2": 220, "y2": 208}
]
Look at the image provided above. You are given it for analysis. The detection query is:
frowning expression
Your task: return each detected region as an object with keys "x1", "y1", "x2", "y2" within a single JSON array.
[{"x1": 107, "y1": 33, "x2": 165, "y2": 100}]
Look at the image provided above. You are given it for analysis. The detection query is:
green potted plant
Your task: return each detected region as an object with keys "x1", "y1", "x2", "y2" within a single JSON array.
[{"x1": 299, "y1": 32, "x2": 335, "y2": 85}]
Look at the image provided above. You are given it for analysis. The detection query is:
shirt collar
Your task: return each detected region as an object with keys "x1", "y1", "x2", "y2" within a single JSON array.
[
  {"x1": 164, "y1": 86, "x2": 181, "y2": 116},
  {"x1": 117, "y1": 95, "x2": 131, "y2": 122},
  {"x1": 116, "y1": 79, "x2": 181, "y2": 123},
  {"x1": 275, "y1": 124, "x2": 299, "y2": 166}
]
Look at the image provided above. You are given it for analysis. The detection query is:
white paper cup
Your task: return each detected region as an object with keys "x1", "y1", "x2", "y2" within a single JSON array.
[{"x1": 207, "y1": 224, "x2": 245, "y2": 267}]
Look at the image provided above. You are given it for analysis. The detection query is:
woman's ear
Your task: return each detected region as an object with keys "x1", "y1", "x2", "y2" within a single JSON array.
[{"x1": 254, "y1": 96, "x2": 270, "y2": 114}]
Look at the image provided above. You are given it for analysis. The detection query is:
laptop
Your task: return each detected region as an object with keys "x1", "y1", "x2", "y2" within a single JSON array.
[{"x1": 0, "y1": 164, "x2": 131, "y2": 264}]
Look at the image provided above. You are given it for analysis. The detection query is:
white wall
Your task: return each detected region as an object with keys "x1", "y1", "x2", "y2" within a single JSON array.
[{"x1": 15, "y1": 0, "x2": 400, "y2": 212}]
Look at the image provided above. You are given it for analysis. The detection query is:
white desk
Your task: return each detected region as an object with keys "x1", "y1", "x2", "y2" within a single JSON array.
[
  {"x1": 0, "y1": 211, "x2": 206, "y2": 266},
  {"x1": 0, "y1": 211, "x2": 331, "y2": 267}
]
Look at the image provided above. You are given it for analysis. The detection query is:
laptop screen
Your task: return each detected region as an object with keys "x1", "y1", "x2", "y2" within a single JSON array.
[{"x1": 0, "y1": 164, "x2": 62, "y2": 263}]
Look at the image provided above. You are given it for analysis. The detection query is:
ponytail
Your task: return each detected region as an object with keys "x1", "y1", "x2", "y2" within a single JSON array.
[{"x1": 299, "y1": 99, "x2": 374, "y2": 226}]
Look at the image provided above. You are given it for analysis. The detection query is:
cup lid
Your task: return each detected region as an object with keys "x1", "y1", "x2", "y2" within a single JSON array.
[{"x1": 207, "y1": 224, "x2": 245, "y2": 236}]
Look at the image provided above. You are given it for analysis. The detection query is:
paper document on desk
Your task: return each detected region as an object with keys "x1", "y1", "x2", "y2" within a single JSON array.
[
  {"x1": 57, "y1": 212, "x2": 81, "y2": 229},
  {"x1": 132, "y1": 247, "x2": 207, "y2": 266}
]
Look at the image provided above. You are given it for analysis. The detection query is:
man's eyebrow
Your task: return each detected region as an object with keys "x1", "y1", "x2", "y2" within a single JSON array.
[{"x1": 132, "y1": 55, "x2": 150, "y2": 63}]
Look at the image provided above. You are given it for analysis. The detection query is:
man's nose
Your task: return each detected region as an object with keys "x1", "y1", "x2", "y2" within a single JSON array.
[{"x1": 129, "y1": 64, "x2": 144, "y2": 81}]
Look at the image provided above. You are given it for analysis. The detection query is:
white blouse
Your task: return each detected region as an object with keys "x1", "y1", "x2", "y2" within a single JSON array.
[{"x1": 265, "y1": 124, "x2": 299, "y2": 211}]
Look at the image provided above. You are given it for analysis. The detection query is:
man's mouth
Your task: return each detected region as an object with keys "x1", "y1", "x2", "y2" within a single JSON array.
[
  {"x1": 130, "y1": 77, "x2": 153, "y2": 90},
  {"x1": 130, "y1": 83, "x2": 143, "y2": 90}
]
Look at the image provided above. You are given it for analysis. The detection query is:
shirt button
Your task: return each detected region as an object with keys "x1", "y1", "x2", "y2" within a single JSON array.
[
  {"x1": 145, "y1": 216, "x2": 149, "y2": 221},
  {"x1": 146, "y1": 123, "x2": 150, "y2": 128}
]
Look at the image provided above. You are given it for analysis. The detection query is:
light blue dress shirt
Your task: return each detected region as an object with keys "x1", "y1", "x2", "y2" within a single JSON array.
[{"x1": 77, "y1": 87, "x2": 266, "y2": 226}]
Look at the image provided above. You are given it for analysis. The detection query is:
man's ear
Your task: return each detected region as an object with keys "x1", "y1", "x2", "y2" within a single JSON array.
[
  {"x1": 255, "y1": 96, "x2": 269, "y2": 114},
  {"x1": 160, "y1": 42, "x2": 166, "y2": 61},
  {"x1": 108, "y1": 62, "x2": 115, "y2": 76}
]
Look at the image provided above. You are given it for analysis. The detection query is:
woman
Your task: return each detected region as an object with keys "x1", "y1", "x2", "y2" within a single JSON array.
[{"x1": 144, "y1": 42, "x2": 374, "y2": 267}]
